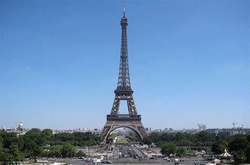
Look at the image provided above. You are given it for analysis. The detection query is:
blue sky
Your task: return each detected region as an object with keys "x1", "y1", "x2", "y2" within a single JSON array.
[{"x1": 0, "y1": 0, "x2": 249, "y2": 129}]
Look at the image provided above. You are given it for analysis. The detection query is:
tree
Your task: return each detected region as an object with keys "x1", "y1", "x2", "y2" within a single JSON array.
[
  {"x1": 0, "y1": 136, "x2": 3, "y2": 162},
  {"x1": 145, "y1": 132, "x2": 161, "y2": 144},
  {"x1": 61, "y1": 143, "x2": 76, "y2": 158},
  {"x1": 246, "y1": 145, "x2": 250, "y2": 163},
  {"x1": 234, "y1": 150, "x2": 247, "y2": 163},
  {"x1": 2, "y1": 132, "x2": 19, "y2": 149},
  {"x1": 25, "y1": 128, "x2": 45, "y2": 146},
  {"x1": 0, "y1": 135, "x2": 3, "y2": 151},
  {"x1": 42, "y1": 129, "x2": 53, "y2": 141},
  {"x1": 247, "y1": 135, "x2": 250, "y2": 143},
  {"x1": 212, "y1": 140, "x2": 228, "y2": 154},
  {"x1": 0, "y1": 145, "x2": 24, "y2": 163},
  {"x1": 229, "y1": 135, "x2": 248, "y2": 163},
  {"x1": 48, "y1": 145, "x2": 62, "y2": 157},
  {"x1": 143, "y1": 136, "x2": 152, "y2": 145},
  {"x1": 23, "y1": 137, "x2": 41, "y2": 161},
  {"x1": 194, "y1": 131, "x2": 216, "y2": 146},
  {"x1": 0, "y1": 150, "x2": 12, "y2": 162},
  {"x1": 9, "y1": 144, "x2": 24, "y2": 161},
  {"x1": 160, "y1": 142, "x2": 176, "y2": 156},
  {"x1": 229, "y1": 135, "x2": 248, "y2": 152},
  {"x1": 177, "y1": 139, "x2": 193, "y2": 146},
  {"x1": 52, "y1": 132, "x2": 100, "y2": 146}
]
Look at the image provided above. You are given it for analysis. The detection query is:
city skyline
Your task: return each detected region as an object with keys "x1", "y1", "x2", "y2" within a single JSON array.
[{"x1": 0, "y1": 0, "x2": 249, "y2": 129}]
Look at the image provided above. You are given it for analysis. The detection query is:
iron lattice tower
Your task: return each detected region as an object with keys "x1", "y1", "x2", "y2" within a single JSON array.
[{"x1": 101, "y1": 11, "x2": 147, "y2": 143}]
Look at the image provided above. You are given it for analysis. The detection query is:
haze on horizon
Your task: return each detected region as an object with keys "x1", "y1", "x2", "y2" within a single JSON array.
[{"x1": 0, "y1": 0, "x2": 249, "y2": 130}]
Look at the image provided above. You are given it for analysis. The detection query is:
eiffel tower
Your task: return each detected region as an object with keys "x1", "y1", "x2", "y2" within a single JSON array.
[{"x1": 101, "y1": 10, "x2": 147, "y2": 143}]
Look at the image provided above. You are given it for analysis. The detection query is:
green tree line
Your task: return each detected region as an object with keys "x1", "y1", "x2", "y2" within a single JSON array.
[
  {"x1": 1, "y1": 128, "x2": 250, "y2": 163},
  {"x1": 144, "y1": 131, "x2": 250, "y2": 163},
  {"x1": 0, "y1": 128, "x2": 100, "y2": 162}
]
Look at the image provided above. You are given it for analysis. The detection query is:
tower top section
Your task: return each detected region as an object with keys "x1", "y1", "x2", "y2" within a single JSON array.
[
  {"x1": 120, "y1": 8, "x2": 128, "y2": 27},
  {"x1": 115, "y1": 9, "x2": 132, "y2": 95}
]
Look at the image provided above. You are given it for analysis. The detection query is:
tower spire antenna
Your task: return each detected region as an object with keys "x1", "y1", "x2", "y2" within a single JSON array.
[{"x1": 123, "y1": 7, "x2": 126, "y2": 17}]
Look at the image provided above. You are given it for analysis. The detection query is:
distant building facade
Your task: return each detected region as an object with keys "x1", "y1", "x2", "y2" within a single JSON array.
[{"x1": 206, "y1": 128, "x2": 250, "y2": 136}]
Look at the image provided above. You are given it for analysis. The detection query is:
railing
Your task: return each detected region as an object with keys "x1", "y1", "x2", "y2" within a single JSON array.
[{"x1": 107, "y1": 114, "x2": 141, "y2": 121}]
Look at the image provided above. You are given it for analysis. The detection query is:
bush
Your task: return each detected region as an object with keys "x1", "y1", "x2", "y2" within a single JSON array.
[
  {"x1": 176, "y1": 147, "x2": 187, "y2": 157},
  {"x1": 160, "y1": 142, "x2": 176, "y2": 156},
  {"x1": 76, "y1": 150, "x2": 86, "y2": 157}
]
